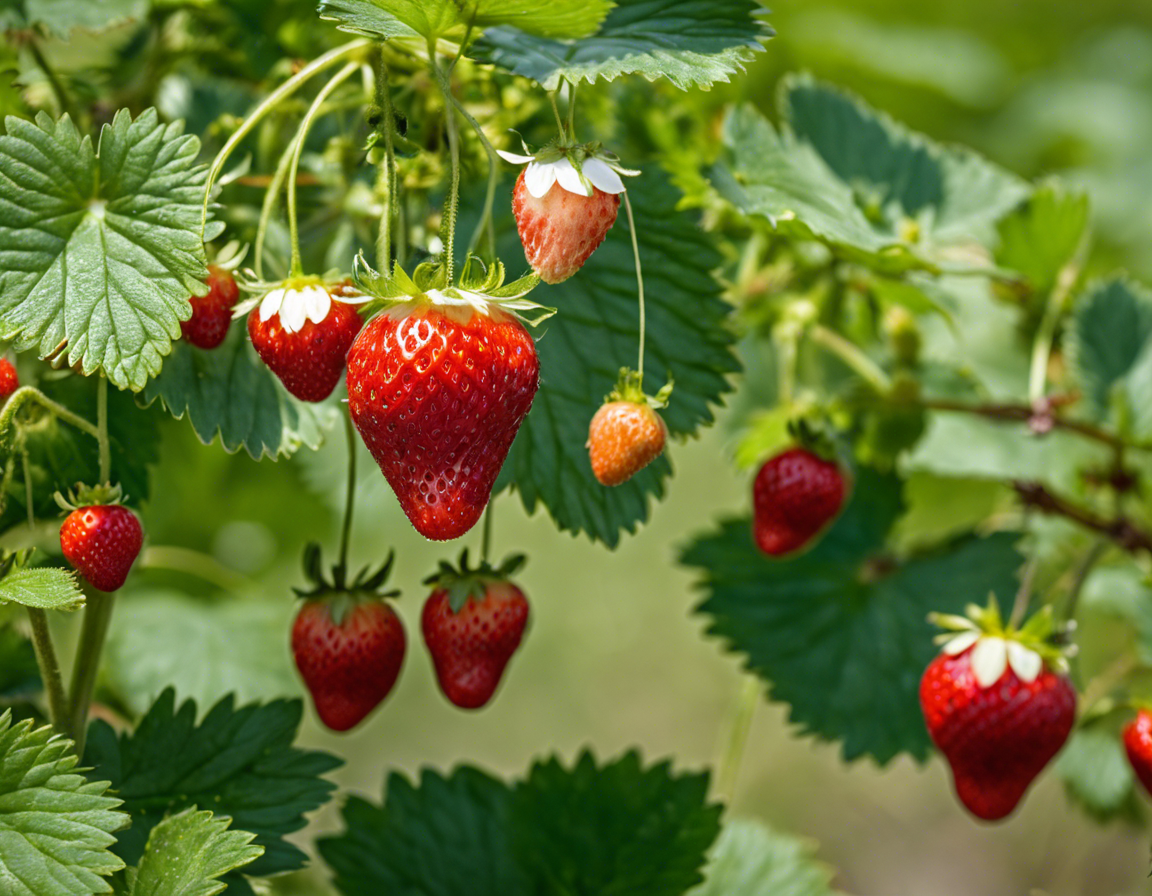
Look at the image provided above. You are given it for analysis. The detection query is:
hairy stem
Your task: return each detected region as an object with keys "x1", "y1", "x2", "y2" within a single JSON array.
[
  {"x1": 27, "y1": 609, "x2": 68, "y2": 732},
  {"x1": 339, "y1": 410, "x2": 358, "y2": 577},
  {"x1": 714, "y1": 676, "x2": 760, "y2": 805},
  {"x1": 480, "y1": 502, "x2": 493, "y2": 564},
  {"x1": 431, "y1": 47, "x2": 461, "y2": 284},
  {"x1": 67, "y1": 584, "x2": 115, "y2": 757},
  {"x1": 96, "y1": 377, "x2": 110, "y2": 485},
  {"x1": 444, "y1": 88, "x2": 499, "y2": 257},
  {"x1": 622, "y1": 192, "x2": 646, "y2": 379},
  {"x1": 566, "y1": 79, "x2": 578, "y2": 142},
  {"x1": 375, "y1": 51, "x2": 399, "y2": 273},
  {"x1": 0, "y1": 386, "x2": 100, "y2": 443}
]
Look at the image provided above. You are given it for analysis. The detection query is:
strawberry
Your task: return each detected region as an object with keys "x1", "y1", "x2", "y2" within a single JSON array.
[
  {"x1": 247, "y1": 282, "x2": 363, "y2": 402},
  {"x1": 421, "y1": 552, "x2": 529, "y2": 709},
  {"x1": 60, "y1": 504, "x2": 143, "y2": 593},
  {"x1": 346, "y1": 301, "x2": 538, "y2": 541},
  {"x1": 1123, "y1": 710, "x2": 1152, "y2": 797},
  {"x1": 585, "y1": 369, "x2": 672, "y2": 487},
  {"x1": 0, "y1": 358, "x2": 18, "y2": 401},
  {"x1": 920, "y1": 606, "x2": 1076, "y2": 821},
  {"x1": 290, "y1": 546, "x2": 405, "y2": 732},
  {"x1": 182, "y1": 265, "x2": 238, "y2": 349},
  {"x1": 752, "y1": 447, "x2": 847, "y2": 556}
]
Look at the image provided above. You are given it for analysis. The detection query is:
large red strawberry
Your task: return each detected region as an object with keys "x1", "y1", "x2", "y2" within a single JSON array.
[
  {"x1": 1123, "y1": 710, "x2": 1152, "y2": 796},
  {"x1": 421, "y1": 552, "x2": 529, "y2": 709},
  {"x1": 182, "y1": 265, "x2": 239, "y2": 349},
  {"x1": 920, "y1": 616, "x2": 1076, "y2": 821},
  {"x1": 752, "y1": 447, "x2": 847, "y2": 556},
  {"x1": 60, "y1": 504, "x2": 143, "y2": 593},
  {"x1": 248, "y1": 282, "x2": 363, "y2": 402},
  {"x1": 0, "y1": 358, "x2": 18, "y2": 401},
  {"x1": 346, "y1": 301, "x2": 538, "y2": 541}
]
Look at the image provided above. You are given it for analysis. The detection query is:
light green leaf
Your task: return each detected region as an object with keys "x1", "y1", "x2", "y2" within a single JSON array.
[
  {"x1": 472, "y1": 0, "x2": 771, "y2": 90},
  {"x1": 23, "y1": 0, "x2": 149, "y2": 38},
  {"x1": 125, "y1": 808, "x2": 263, "y2": 896},
  {"x1": 0, "y1": 567, "x2": 85, "y2": 610},
  {"x1": 84, "y1": 688, "x2": 341, "y2": 879},
  {"x1": 1056, "y1": 726, "x2": 1142, "y2": 824},
  {"x1": 317, "y1": 0, "x2": 612, "y2": 42},
  {"x1": 105, "y1": 590, "x2": 300, "y2": 717},
  {"x1": 140, "y1": 326, "x2": 337, "y2": 460},
  {"x1": 689, "y1": 819, "x2": 840, "y2": 896},
  {"x1": 0, "y1": 710, "x2": 129, "y2": 896},
  {"x1": 497, "y1": 169, "x2": 739, "y2": 547},
  {"x1": 994, "y1": 183, "x2": 1089, "y2": 299},
  {"x1": 0, "y1": 109, "x2": 208, "y2": 391},
  {"x1": 680, "y1": 469, "x2": 1023, "y2": 764}
]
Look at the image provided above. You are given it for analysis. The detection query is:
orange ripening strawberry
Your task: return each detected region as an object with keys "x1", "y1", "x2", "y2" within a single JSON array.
[
  {"x1": 60, "y1": 504, "x2": 143, "y2": 593},
  {"x1": 248, "y1": 282, "x2": 363, "y2": 402},
  {"x1": 346, "y1": 301, "x2": 538, "y2": 541},
  {"x1": 421, "y1": 552, "x2": 529, "y2": 709},
  {"x1": 0, "y1": 358, "x2": 18, "y2": 401},
  {"x1": 587, "y1": 400, "x2": 666, "y2": 486},
  {"x1": 752, "y1": 447, "x2": 847, "y2": 556},
  {"x1": 182, "y1": 265, "x2": 239, "y2": 349},
  {"x1": 1123, "y1": 710, "x2": 1152, "y2": 797}
]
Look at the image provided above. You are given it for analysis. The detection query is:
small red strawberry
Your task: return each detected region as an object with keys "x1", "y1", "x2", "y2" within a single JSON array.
[
  {"x1": 752, "y1": 447, "x2": 847, "y2": 556},
  {"x1": 290, "y1": 546, "x2": 405, "y2": 731},
  {"x1": 247, "y1": 281, "x2": 363, "y2": 402},
  {"x1": 347, "y1": 300, "x2": 538, "y2": 541},
  {"x1": 421, "y1": 552, "x2": 529, "y2": 709},
  {"x1": 182, "y1": 265, "x2": 239, "y2": 349},
  {"x1": 60, "y1": 503, "x2": 143, "y2": 593},
  {"x1": 1123, "y1": 710, "x2": 1152, "y2": 797},
  {"x1": 920, "y1": 603, "x2": 1076, "y2": 821},
  {"x1": 586, "y1": 369, "x2": 673, "y2": 487},
  {"x1": 0, "y1": 358, "x2": 18, "y2": 401}
]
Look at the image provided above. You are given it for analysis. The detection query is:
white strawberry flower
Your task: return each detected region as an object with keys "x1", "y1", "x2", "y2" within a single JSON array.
[
  {"x1": 943, "y1": 632, "x2": 1044, "y2": 688},
  {"x1": 257, "y1": 285, "x2": 333, "y2": 334},
  {"x1": 497, "y1": 143, "x2": 639, "y2": 199}
]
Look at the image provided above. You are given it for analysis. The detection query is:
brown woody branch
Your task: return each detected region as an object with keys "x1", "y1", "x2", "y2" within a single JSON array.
[
  {"x1": 1013, "y1": 481, "x2": 1152, "y2": 555},
  {"x1": 921, "y1": 396, "x2": 1128, "y2": 454}
]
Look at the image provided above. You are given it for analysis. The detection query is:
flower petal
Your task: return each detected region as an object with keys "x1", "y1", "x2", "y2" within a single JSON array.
[
  {"x1": 259, "y1": 288, "x2": 285, "y2": 322},
  {"x1": 279, "y1": 288, "x2": 308, "y2": 333},
  {"x1": 301, "y1": 286, "x2": 332, "y2": 325},
  {"x1": 1006, "y1": 641, "x2": 1043, "y2": 683},
  {"x1": 524, "y1": 161, "x2": 557, "y2": 199},
  {"x1": 554, "y1": 158, "x2": 592, "y2": 196},
  {"x1": 583, "y1": 157, "x2": 626, "y2": 194},
  {"x1": 970, "y1": 636, "x2": 1008, "y2": 689},
  {"x1": 942, "y1": 631, "x2": 980, "y2": 656},
  {"x1": 497, "y1": 149, "x2": 535, "y2": 165}
]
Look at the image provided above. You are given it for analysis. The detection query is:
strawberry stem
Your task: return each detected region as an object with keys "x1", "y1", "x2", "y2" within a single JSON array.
[
  {"x1": 566, "y1": 79, "x2": 578, "y2": 142},
  {"x1": 66, "y1": 583, "x2": 114, "y2": 757},
  {"x1": 713, "y1": 675, "x2": 760, "y2": 804},
  {"x1": 1061, "y1": 537, "x2": 1109, "y2": 623},
  {"x1": 480, "y1": 502, "x2": 493, "y2": 564},
  {"x1": 338, "y1": 410, "x2": 358, "y2": 581},
  {"x1": 431, "y1": 45, "x2": 461, "y2": 284},
  {"x1": 622, "y1": 192, "x2": 646, "y2": 380},
  {"x1": 374, "y1": 51, "x2": 399, "y2": 273},
  {"x1": 549, "y1": 90, "x2": 566, "y2": 138},
  {"x1": 444, "y1": 87, "x2": 499, "y2": 258},
  {"x1": 96, "y1": 377, "x2": 110, "y2": 485},
  {"x1": 809, "y1": 324, "x2": 892, "y2": 393},
  {"x1": 0, "y1": 386, "x2": 101, "y2": 444},
  {"x1": 287, "y1": 60, "x2": 360, "y2": 279},
  {"x1": 254, "y1": 138, "x2": 297, "y2": 281}
]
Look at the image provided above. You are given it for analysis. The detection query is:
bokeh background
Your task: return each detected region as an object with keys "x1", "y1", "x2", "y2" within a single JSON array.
[{"x1": 30, "y1": 0, "x2": 1152, "y2": 893}]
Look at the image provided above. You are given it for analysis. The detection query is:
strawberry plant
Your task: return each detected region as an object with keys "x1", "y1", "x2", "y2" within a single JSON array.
[{"x1": 2, "y1": 0, "x2": 1152, "y2": 893}]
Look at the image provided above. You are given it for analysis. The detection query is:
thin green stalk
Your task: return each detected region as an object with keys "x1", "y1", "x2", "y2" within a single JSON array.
[
  {"x1": 96, "y1": 377, "x2": 110, "y2": 484},
  {"x1": 549, "y1": 90, "x2": 566, "y2": 137},
  {"x1": 0, "y1": 386, "x2": 100, "y2": 442},
  {"x1": 480, "y1": 503, "x2": 493, "y2": 563},
  {"x1": 566, "y1": 79, "x2": 578, "y2": 142},
  {"x1": 1009, "y1": 548, "x2": 1039, "y2": 629},
  {"x1": 1029, "y1": 256, "x2": 1083, "y2": 403},
  {"x1": 1063, "y1": 538, "x2": 1109, "y2": 622},
  {"x1": 287, "y1": 61, "x2": 360, "y2": 278},
  {"x1": 338, "y1": 410, "x2": 358, "y2": 576},
  {"x1": 200, "y1": 39, "x2": 371, "y2": 236},
  {"x1": 137, "y1": 546, "x2": 256, "y2": 594},
  {"x1": 431, "y1": 48, "x2": 461, "y2": 284},
  {"x1": 622, "y1": 193, "x2": 646, "y2": 379},
  {"x1": 66, "y1": 584, "x2": 114, "y2": 757},
  {"x1": 375, "y1": 52, "x2": 399, "y2": 273},
  {"x1": 714, "y1": 676, "x2": 760, "y2": 804},
  {"x1": 27, "y1": 40, "x2": 75, "y2": 122},
  {"x1": 809, "y1": 324, "x2": 892, "y2": 393},
  {"x1": 254, "y1": 139, "x2": 299, "y2": 281},
  {"x1": 444, "y1": 89, "x2": 499, "y2": 257}
]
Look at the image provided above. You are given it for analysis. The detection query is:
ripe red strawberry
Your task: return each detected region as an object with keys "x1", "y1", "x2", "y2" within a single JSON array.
[
  {"x1": 182, "y1": 265, "x2": 238, "y2": 349},
  {"x1": 60, "y1": 505, "x2": 143, "y2": 593},
  {"x1": 920, "y1": 643, "x2": 1075, "y2": 820},
  {"x1": 1123, "y1": 710, "x2": 1152, "y2": 797},
  {"x1": 421, "y1": 553, "x2": 529, "y2": 709},
  {"x1": 346, "y1": 303, "x2": 539, "y2": 541},
  {"x1": 752, "y1": 447, "x2": 847, "y2": 556},
  {"x1": 0, "y1": 358, "x2": 18, "y2": 401},
  {"x1": 248, "y1": 285, "x2": 363, "y2": 402},
  {"x1": 587, "y1": 400, "x2": 667, "y2": 486},
  {"x1": 292, "y1": 598, "x2": 405, "y2": 731},
  {"x1": 512, "y1": 168, "x2": 619, "y2": 284}
]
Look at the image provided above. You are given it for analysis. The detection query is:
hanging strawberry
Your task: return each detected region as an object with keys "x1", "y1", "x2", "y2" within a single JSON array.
[{"x1": 587, "y1": 368, "x2": 673, "y2": 487}]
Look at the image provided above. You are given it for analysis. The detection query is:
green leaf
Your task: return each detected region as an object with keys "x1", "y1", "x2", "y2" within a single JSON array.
[
  {"x1": 22, "y1": 0, "x2": 149, "y2": 38},
  {"x1": 0, "y1": 567, "x2": 84, "y2": 610},
  {"x1": 140, "y1": 326, "x2": 337, "y2": 460},
  {"x1": 689, "y1": 819, "x2": 840, "y2": 896},
  {"x1": 0, "y1": 109, "x2": 208, "y2": 391},
  {"x1": 472, "y1": 0, "x2": 771, "y2": 90},
  {"x1": 498, "y1": 169, "x2": 739, "y2": 546},
  {"x1": 1056, "y1": 726, "x2": 1142, "y2": 824},
  {"x1": 104, "y1": 590, "x2": 300, "y2": 717},
  {"x1": 680, "y1": 469, "x2": 1023, "y2": 764},
  {"x1": 124, "y1": 808, "x2": 263, "y2": 896},
  {"x1": 83, "y1": 688, "x2": 341, "y2": 878},
  {"x1": 318, "y1": 751, "x2": 721, "y2": 896},
  {"x1": 0, "y1": 710, "x2": 129, "y2": 896},
  {"x1": 711, "y1": 77, "x2": 1029, "y2": 273},
  {"x1": 994, "y1": 183, "x2": 1089, "y2": 298},
  {"x1": 317, "y1": 0, "x2": 612, "y2": 42}
]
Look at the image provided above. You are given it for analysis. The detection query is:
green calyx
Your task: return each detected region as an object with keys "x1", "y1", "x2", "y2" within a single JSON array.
[
  {"x1": 605, "y1": 368, "x2": 673, "y2": 410},
  {"x1": 784, "y1": 417, "x2": 842, "y2": 463},
  {"x1": 294, "y1": 542, "x2": 399, "y2": 625},
  {"x1": 54, "y1": 481, "x2": 125, "y2": 512},
  {"x1": 423, "y1": 548, "x2": 526, "y2": 614},
  {"x1": 929, "y1": 594, "x2": 1074, "y2": 674}
]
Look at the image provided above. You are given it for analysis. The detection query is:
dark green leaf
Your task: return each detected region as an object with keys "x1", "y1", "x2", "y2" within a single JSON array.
[
  {"x1": 472, "y1": 0, "x2": 771, "y2": 90},
  {"x1": 83, "y1": 688, "x2": 341, "y2": 878},
  {"x1": 680, "y1": 469, "x2": 1023, "y2": 763},
  {"x1": 0, "y1": 567, "x2": 84, "y2": 610},
  {"x1": 689, "y1": 819, "x2": 841, "y2": 896}
]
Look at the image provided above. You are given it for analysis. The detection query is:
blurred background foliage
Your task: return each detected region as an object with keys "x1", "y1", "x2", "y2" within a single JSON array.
[{"x1": 6, "y1": 0, "x2": 1152, "y2": 893}]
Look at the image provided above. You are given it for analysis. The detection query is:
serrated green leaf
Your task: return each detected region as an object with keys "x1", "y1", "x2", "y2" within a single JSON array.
[
  {"x1": 140, "y1": 326, "x2": 337, "y2": 460},
  {"x1": 0, "y1": 567, "x2": 84, "y2": 610},
  {"x1": 711, "y1": 77, "x2": 1029, "y2": 273},
  {"x1": 0, "y1": 710, "x2": 129, "y2": 896},
  {"x1": 472, "y1": 0, "x2": 771, "y2": 90},
  {"x1": 23, "y1": 0, "x2": 148, "y2": 38},
  {"x1": 680, "y1": 469, "x2": 1023, "y2": 764},
  {"x1": 0, "y1": 109, "x2": 208, "y2": 391},
  {"x1": 1056, "y1": 726, "x2": 1142, "y2": 824},
  {"x1": 994, "y1": 183, "x2": 1088, "y2": 298},
  {"x1": 84, "y1": 688, "x2": 341, "y2": 878},
  {"x1": 689, "y1": 819, "x2": 841, "y2": 896},
  {"x1": 125, "y1": 808, "x2": 263, "y2": 896},
  {"x1": 318, "y1": 751, "x2": 721, "y2": 896},
  {"x1": 317, "y1": 0, "x2": 612, "y2": 42},
  {"x1": 104, "y1": 590, "x2": 300, "y2": 717},
  {"x1": 497, "y1": 169, "x2": 738, "y2": 546}
]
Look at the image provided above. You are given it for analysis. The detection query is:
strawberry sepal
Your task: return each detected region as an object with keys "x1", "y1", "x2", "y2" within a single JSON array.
[
  {"x1": 423, "y1": 549, "x2": 527, "y2": 614},
  {"x1": 54, "y1": 481, "x2": 127, "y2": 512},
  {"x1": 294, "y1": 542, "x2": 400, "y2": 625}
]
